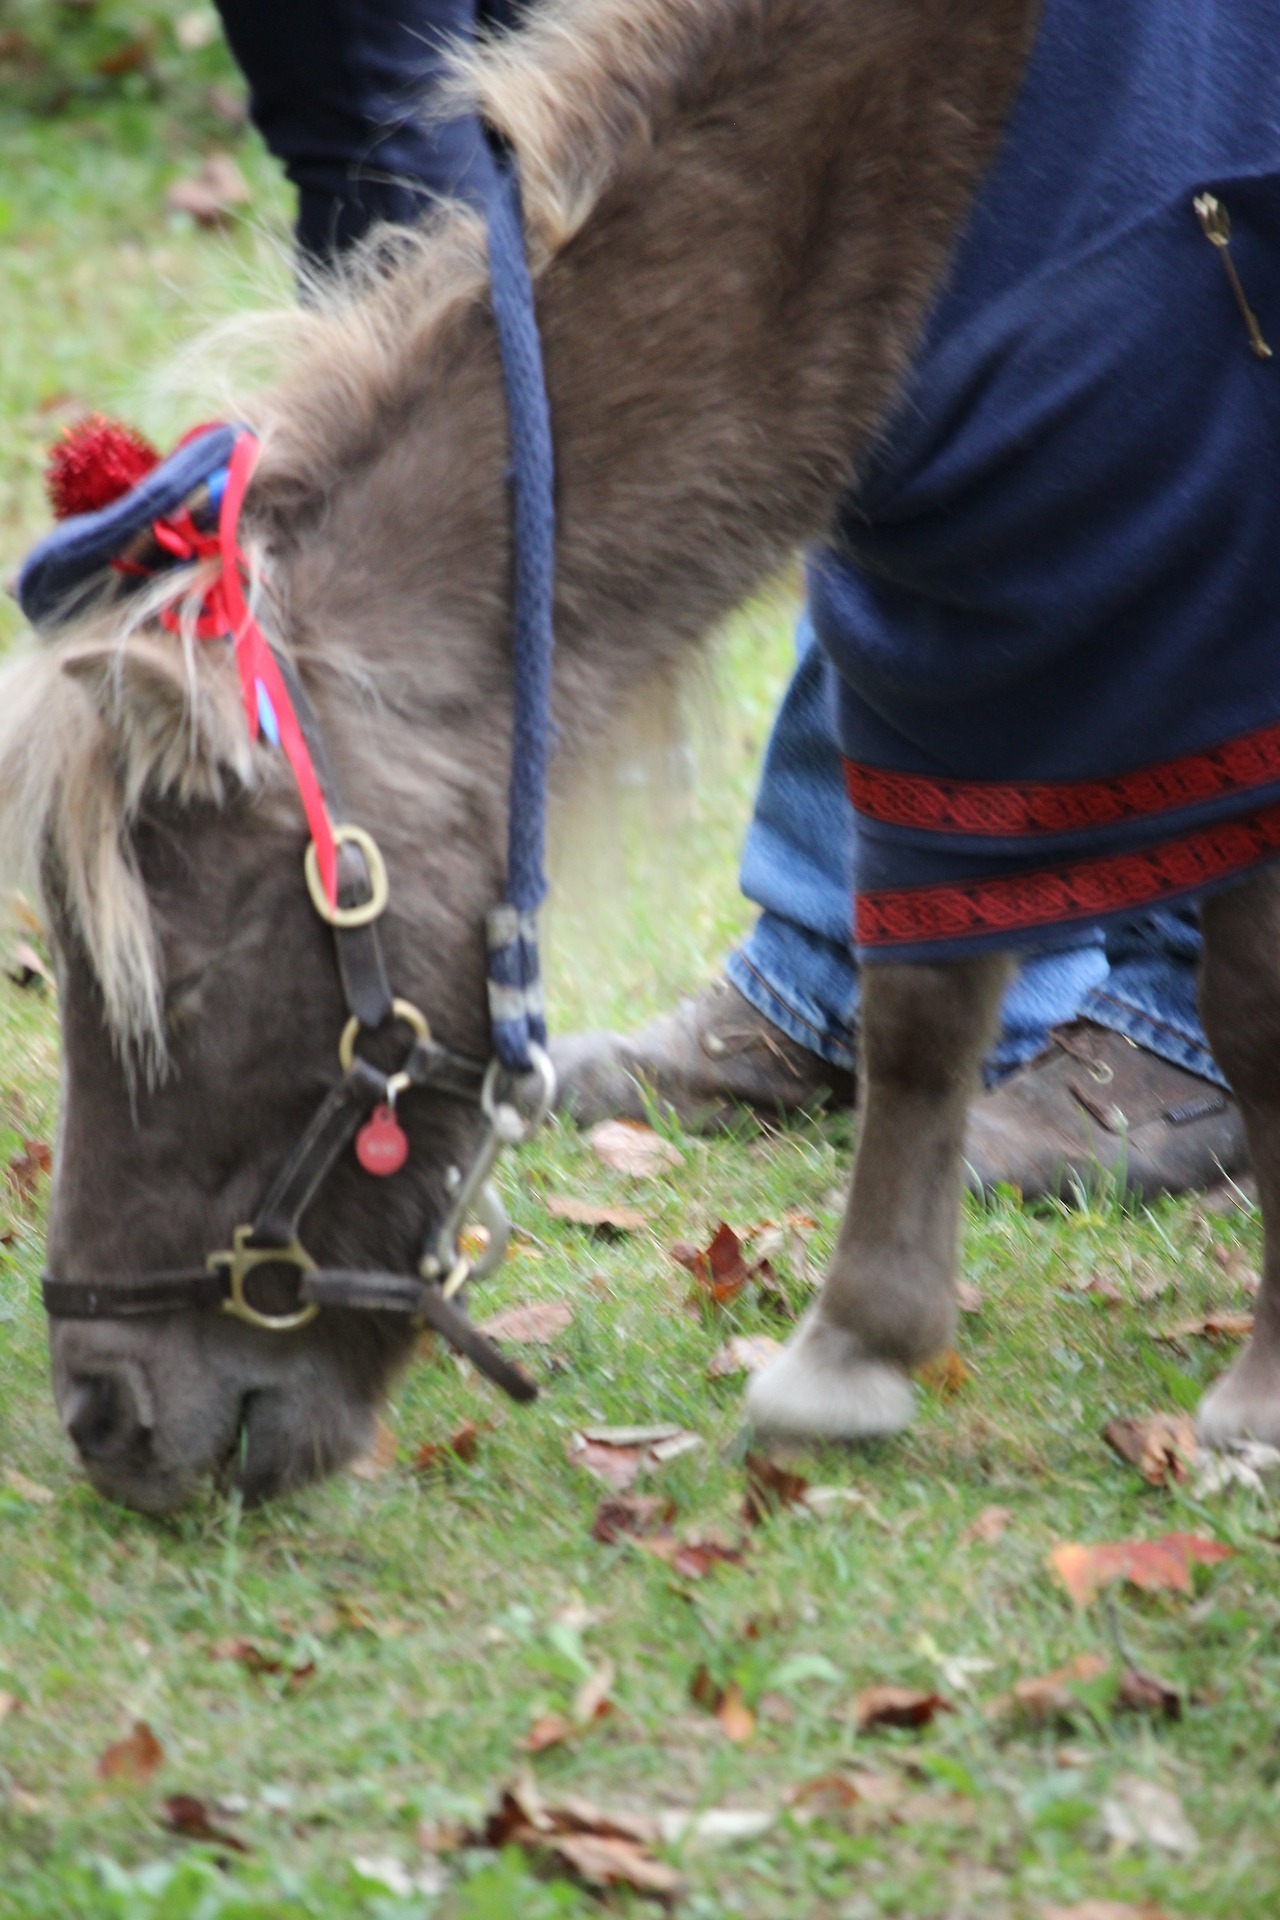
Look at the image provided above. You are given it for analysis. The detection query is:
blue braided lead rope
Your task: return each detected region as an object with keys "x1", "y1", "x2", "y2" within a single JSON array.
[{"x1": 485, "y1": 164, "x2": 556, "y2": 1076}]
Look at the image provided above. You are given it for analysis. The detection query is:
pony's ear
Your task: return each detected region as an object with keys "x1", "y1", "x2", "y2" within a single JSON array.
[{"x1": 60, "y1": 631, "x2": 253, "y2": 804}]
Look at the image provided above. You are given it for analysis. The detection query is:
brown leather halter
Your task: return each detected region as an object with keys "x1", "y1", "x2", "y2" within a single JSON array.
[{"x1": 40, "y1": 647, "x2": 549, "y2": 1405}]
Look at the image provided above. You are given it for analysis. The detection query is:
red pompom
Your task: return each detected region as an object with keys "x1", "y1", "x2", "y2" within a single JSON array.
[{"x1": 45, "y1": 414, "x2": 162, "y2": 521}]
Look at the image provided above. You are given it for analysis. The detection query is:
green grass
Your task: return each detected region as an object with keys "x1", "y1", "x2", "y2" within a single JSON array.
[{"x1": 4, "y1": 42, "x2": 1280, "y2": 1920}]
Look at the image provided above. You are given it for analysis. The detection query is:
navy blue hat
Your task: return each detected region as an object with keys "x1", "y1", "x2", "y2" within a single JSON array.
[{"x1": 17, "y1": 423, "x2": 239, "y2": 631}]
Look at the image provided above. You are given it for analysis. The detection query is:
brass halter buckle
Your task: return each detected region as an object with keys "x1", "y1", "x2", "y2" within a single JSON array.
[
  {"x1": 212, "y1": 1225, "x2": 320, "y2": 1331},
  {"x1": 304, "y1": 823, "x2": 389, "y2": 928}
]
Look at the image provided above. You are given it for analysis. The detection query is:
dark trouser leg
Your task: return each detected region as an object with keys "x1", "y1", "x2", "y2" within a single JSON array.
[
  {"x1": 213, "y1": 0, "x2": 504, "y2": 264},
  {"x1": 748, "y1": 951, "x2": 1010, "y2": 1439},
  {"x1": 1196, "y1": 869, "x2": 1280, "y2": 1445}
]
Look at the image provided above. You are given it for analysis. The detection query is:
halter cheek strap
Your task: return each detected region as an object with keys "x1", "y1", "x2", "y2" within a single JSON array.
[{"x1": 32, "y1": 163, "x2": 561, "y2": 1406}]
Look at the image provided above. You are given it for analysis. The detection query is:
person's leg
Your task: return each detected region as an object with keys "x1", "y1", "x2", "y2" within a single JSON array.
[
  {"x1": 213, "y1": 0, "x2": 501, "y2": 263},
  {"x1": 553, "y1": 610, "x2": 1106, "y2": 1126},
  {"x1": 964, "y1": 907, "x2": 1247, "y2": 1200}
]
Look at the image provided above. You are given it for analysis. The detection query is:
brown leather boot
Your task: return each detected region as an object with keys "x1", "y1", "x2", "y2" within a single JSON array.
[
  {"x1": 963, "y1": 1019, "x2": 1247, "y2": 1202},
  {"x1": 550, "y1": 979, "x2": 855, "y2": 1132}
]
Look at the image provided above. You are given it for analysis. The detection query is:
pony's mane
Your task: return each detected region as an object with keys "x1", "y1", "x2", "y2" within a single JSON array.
[{"x1": 0, "y1": 0, "x2": 740, "y2": 1055}]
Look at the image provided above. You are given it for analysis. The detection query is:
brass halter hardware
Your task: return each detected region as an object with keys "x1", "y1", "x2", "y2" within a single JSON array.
[
  {"x1": 304, "y1": 823, "x2": 390, "y2": 927},
  {"x1": 338, "y1": 997, "x2": 431, "y2": 1075},
  {"x1": 212, "y1": 1225, "x2": 320, "y2": 1331}
]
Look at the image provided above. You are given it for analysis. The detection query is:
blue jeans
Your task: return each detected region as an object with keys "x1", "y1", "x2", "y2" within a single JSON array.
[{"x1": 726, "y1": 614, "x2": 1226, "y2": 1090}]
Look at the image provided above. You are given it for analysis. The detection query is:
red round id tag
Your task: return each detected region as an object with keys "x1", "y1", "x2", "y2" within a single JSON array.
[{"x1": 355, "y1": 1103, "x2": 409, "y2": 1177}]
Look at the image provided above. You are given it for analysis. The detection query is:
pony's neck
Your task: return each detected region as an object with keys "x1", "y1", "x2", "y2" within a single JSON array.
[{"x1": 534, "y1": 0, "x2": 1039, "y2": 736}]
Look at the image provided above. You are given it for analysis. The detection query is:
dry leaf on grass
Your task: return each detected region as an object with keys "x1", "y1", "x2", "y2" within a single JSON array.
[
  {"x1": 522, "y1": 1665, "x2": 614, "y2": 1752},
  {"x1": 998, "y1": 1652, "x2": 1108, "y2": 1725},
  {"x1": 97, "y1": 1721, "x2": 164, "y2": 1783},
  {"x1": 1102, "y1": 1413, "x2": 1199, "y2": 1487},
  {"x1": 162, "y1": 1794, "x2": 251, "y2": 1853},
  {"x1": 672, "y1": 1222, "x2": 792, "y2": 1317},
  {"x1": 95, "y1": 30, "x2": 156, "y2": 76},
  {"x1": 707, "y1": 1333, "x2": 782, "y2": 1379},
  {"x1": 1048, "y1": 1532, "x2": 1232, "y2": 1607},
  {"x1": 544, "y1": 1196, "x2": 648, "y2": 1234},
  {"x1": 1211, "y1": 1242, "x2": 1261, "y2": 1292},
  {"x1": 1101, "y1": 1775, "x2": 1198, "y2": 1857},
  {"x1": 1116, "y1": 1666, "x2": 1182, "y2": 1720},
  {"x1": 570, "y1": 1425, "x2": 702, "y2": 1492},
  {"x1": 1157, "y1": 1311, "x2": 1254, "y2": 1343},
  {"x1": 689, "y1": 1667, "x2": 755, "y2": 1743},
  {"x1": 0, "y1": 1692, "x2": 19, "y2": 1725},
  {"x1": 3, "y1": 1469, "x2": 53, "y2": 1505},
  {"x1": 915, "y1": 1350, "x2": 971, "y2": 1399},
  {"x1": 956, "y1": 1282, "x2": 984, "y2": 1314},
  {"x1": 411, "y1": 1419, "x2": 491, "y2": 1473},
  {"x1": 166, "y1": 153, "x2": 250, "y2": 226},
  {"x1": 209, "y1": 1639, "x2": 315, "y2": 1687},
  {"x1": 475, "y1": 1776, "x2": 681, "y2": 1896},
  {"x1": 853, "y1": 1685, "x2": 954, "y2": 1733},
  {"x1": 1072, "y1": 1272, "x2": 1124, "y2": 1307},
  {"x1": 961, "y1": 1504, "x2": 1011, "y2": 1546},
  {"x1": 477, "y1": 1300, "x2": 573, "y2": 1344},
  {"x1": 591, "y1": 1493, "x2": 676, "y2": 1544},
  {"x1": 350, "y1": 1417, "x2": 397, "y2": 1480},
  {"x1": 743, "y1": 1451, "x2": 810, "y2": 1524},
  {"x1": 588, "y1": 1119, "x2": 682, "y2": 1178},
  {"x1": 6, "y1": 1140, "x2": 51, "y2": 1201},
  {"x1": 4, "y1": 941, "x2": 53, "y2": 990},
  {"x1": 634, "y1": 1533, "x2": 749, "y2": 1580}
]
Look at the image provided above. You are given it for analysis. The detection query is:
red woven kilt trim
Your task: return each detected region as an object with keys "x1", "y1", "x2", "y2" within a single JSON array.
[
  {"x1": 844, "y1": 717, "x2": 1280, "y2": 836},
  {"x1": 856, "y1": 801, "x2": 1280, "y2": 947}
]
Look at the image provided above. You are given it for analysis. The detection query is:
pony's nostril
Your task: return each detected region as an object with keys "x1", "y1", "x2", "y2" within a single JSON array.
[{"x1": 64, "y1": 1372, "x2": 152, "y2": 1464}]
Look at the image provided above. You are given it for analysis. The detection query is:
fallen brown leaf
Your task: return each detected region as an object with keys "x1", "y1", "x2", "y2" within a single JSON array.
[
  {"x1": 1004, "y1": 1653, "x2": 1108, "y2": 1725},
  {"x1": 6, "y1": 1139, "x2": 51, "y2": 1201},
  {"x1": 166, "y1": 153, "x2": 251, "y2": 227},
  {"x1": 853, "y1": 1685, "x2": 954, "y2": 1732},
  {"x1": 1116, "y1": 1666, "x2": 1182, "y2": 1720},
  {"x1": 95, "y1": 30, "x2": 155, "y2": 76},
  {"x1": 743, "y1": 1450, "x2": 810, "y2": 1525},
  {"x1": 1048, "y1": 1532, "x2": 1233, "y2": 1607},
  {"x1": 544, "y1": 1196, "x2": 647, "y2": 1234},
  {"x1": 477, "y1": 1300, "x2": 573, "y2": 1344},
  {"x1": 1073, "y1": 1271, "x2": 1124, "y2": 1307},
  {"x1": 0, "y1": 1692, "x2": 18, "y2": 1725},
  {"x1": 573, "y1": 1662, "x2": 615, "y2": 1726},
  {"x1": 588, "y1": 1119, "x2": 682, "y2": 1177},
  {"x1": 786, "y1": 1768, "x2": 906, "y2": 1820},
  {"x1": 208, "y1": 1638, "x2": 315, "y2": 1687},
  {"x1": 1157, "y1": 1311, "x2": 1255, "y2": 1343},
  {"x1": 350, "y1": 1417, "x2": 397, "y2": 1480},
  {"x1": 1102, "y1": 1413, "x2": 1199, "y2": 1487},
  {"x1": 673, "y1": 1221, "x2": 789, "y2": 1316},
  {"x1": 956, "y1": 1282, "x2": 984, "y2": 1314},
  {"x1": 521, "y1": 1712, "x2": 576, "y2": 1753},
  {"x1": 707, "y1": 1333, "x2": 782, "y2": 1379},
  {"x1": 162, "y1": 1794, "x2": 251, "y2": 1854},
  {"x1": 411, "y1": 1418, "x2": 491, "y2": 1473},
  {"x1": 475, "y1": 1778, "x2": 680, "y2": 1896},
  {"x1": 634, "y1": 1533, "x2": 749, "y2": 1580},
  {"x1": 961, "y1": 1504, "x2": 1011, "y2": 1546},
  {"x1": 97, "y1": 1721, "x2": 164, "y2": 1784},
  {"x1": 688, "y1": 1667, "x2": 755, "y2": 1742},
  {"x1": 590, "y1": 1493, "x2": 676, "y2": 1544},
  {"x1": 915, "y1": 1350, "x2": 971, "y2": 1399},
  {"x1": 570, "y1": 1425, "x2": 702, "y2": 1492}
]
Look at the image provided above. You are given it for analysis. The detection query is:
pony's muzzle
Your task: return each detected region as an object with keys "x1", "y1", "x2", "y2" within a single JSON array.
[{"x1": 62, "y1": 1366, "x2": 154, "y2": 1467}]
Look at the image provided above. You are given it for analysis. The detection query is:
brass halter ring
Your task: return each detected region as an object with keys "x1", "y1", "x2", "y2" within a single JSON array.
[
  {"x1": 212, "y1": 1225, "x2": 319, "y2": 1332},
  {"x1": 304, "y1": 824, "x2": 389, "y2": 928},
  {"x1": 338, "y1": 997, "x2": 431, "y2": 1075}
]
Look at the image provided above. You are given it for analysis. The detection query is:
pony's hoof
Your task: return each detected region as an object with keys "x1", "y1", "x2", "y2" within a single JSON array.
[
  {"x1": 1198, "y1": 1356, "x2": 1280, "y2": 1450},
  {"x1": 745, "y1": 1311, "x2": 916, "y2": 1441}
]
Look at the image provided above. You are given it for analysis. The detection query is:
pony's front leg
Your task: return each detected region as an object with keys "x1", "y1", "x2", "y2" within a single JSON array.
[
  {"x1": 747, "y1": 952, "x2": 1011, "y2": 1440},
  {"x1": 1196, "y1": 869, "x2": 1280, "y2": 1447}
]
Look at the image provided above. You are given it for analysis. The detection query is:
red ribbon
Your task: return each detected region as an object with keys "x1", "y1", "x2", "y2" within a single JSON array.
[{"x1": 154, "y1": 430, "x2": 338, "y2": 908}]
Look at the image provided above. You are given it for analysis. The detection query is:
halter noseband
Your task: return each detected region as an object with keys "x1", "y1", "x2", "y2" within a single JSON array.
[{"x1": 30, "y1": 168, "x2": 559, "y2": 1406}]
